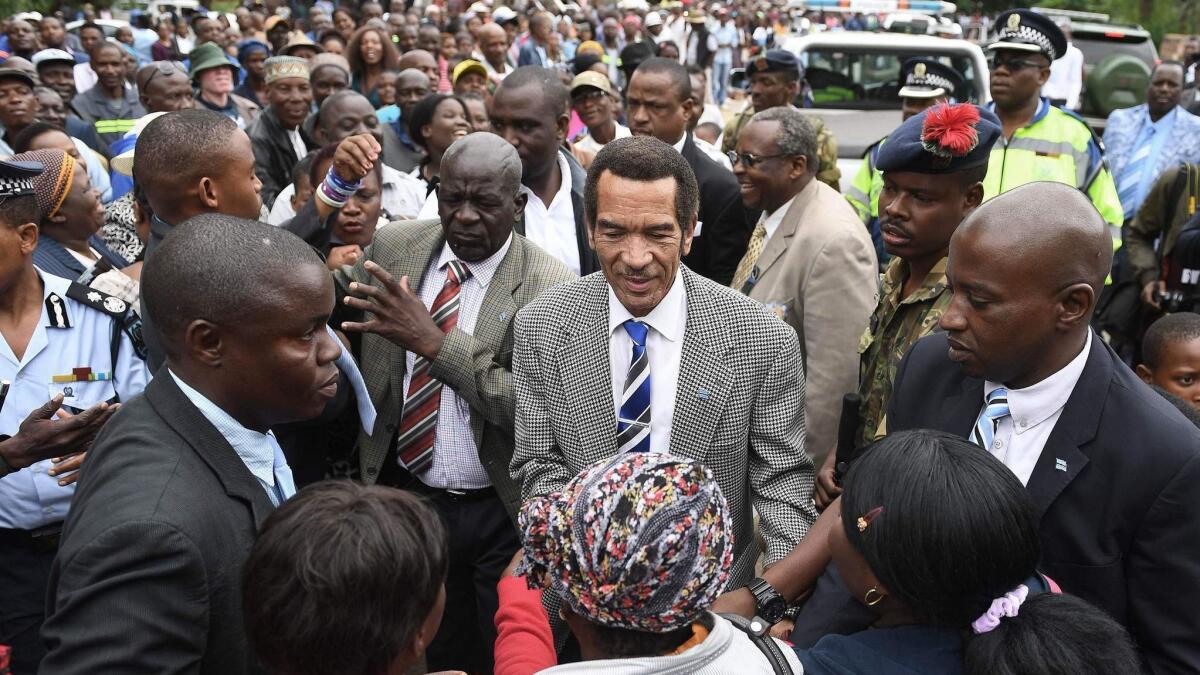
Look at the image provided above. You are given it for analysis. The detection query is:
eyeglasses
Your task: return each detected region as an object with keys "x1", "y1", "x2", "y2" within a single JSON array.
[
  {"x1": 987, "y1": 53, "x2": 1045, "y2": 72},
  {"x1": 141, "y1": 60, "x2": 185, "y2": 89},
  {"x1": 726, "y1": 150, "x2": 790, "y2": 168}
]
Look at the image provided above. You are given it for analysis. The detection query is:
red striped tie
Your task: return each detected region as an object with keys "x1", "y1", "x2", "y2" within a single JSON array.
[{"x1": 395, "y1": 260, "x2": 470, "y2": 472}]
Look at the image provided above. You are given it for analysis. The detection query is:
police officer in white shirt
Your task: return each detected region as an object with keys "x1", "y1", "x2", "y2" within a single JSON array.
[{"x1": 0, "y1": 157, "x2": 148, "y2": 674}]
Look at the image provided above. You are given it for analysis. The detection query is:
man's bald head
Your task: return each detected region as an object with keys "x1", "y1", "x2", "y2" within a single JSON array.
[
  {"x1": 956, "y1": 182, "x2": 1112, "y2": 294},
  {"x1": 477, "y1": 22, "x2": 505, "y2": 41},
  {"x1": 443, "y1": 132, "x2": 522, "y2": 195},
  {"x1": 940, "y1": 182, "x2": 1112, "y2": 387},
  {"x1": 396, "y1": 68, "x2": 431, "y2": 89},
  {"x1": 399, "y1": 49, "x2": 438, "y2": 81}
]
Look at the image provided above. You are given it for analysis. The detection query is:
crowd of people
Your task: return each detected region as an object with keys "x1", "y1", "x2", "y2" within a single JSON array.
[{"x1": 0, "y1": 1, "x2": 1198, "y2": 675}]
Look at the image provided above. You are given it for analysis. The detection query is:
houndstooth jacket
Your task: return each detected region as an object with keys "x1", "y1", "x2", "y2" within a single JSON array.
[
  {"x1": 334, "y1": 219, "x2": 575, "y2": 518},
  {"x1": 511, "y1": 266, "x2": 817, "y2": 588}
]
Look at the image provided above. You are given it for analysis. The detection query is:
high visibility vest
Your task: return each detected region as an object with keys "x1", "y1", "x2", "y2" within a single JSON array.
[
  {"x1": 984, "y1": 100, "x2": 1124, "y2": 231},
  {"x1": 846, "y1": 137, "x2": 885, "y2": 225}
]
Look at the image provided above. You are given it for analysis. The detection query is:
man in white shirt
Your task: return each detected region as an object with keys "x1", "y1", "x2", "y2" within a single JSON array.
[
  {"x1": 711, "y1": 9, "x2": 738, "y2": 104},
  {"x1": 1042, "y1": 19, "x2": 1084, "y2": 110},
  {"x1": 512, "y1": 134, "x2": 816, "y2": 597},
  {"x1": 569, "y1": 71, "x2": 630, "y2": 161},
  {"x1": 489, "y1": 66, "x2": 600, "y2": 276},
  {"x1": 335, "y1": 133, "x2": 574, "y2": 673}
]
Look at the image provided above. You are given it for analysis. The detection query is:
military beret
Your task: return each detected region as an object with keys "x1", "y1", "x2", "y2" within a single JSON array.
[
  {"x1": 746, "y1": 48, "x2": 802, "y2": 79},
  {"x1": 898, "y1": 58, "x2": 965, "y2": 100},
  {"x1": 875, "y1": 103, "x2": 1001, "y2": 175},
  {"x1": 989, "y1": 9, "x2": 1067, "y2": 61}
]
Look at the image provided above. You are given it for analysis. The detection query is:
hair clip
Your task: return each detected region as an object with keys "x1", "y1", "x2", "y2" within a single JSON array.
[{"x1": 857, "y1": 506, "x2": 883, "y2": 533}]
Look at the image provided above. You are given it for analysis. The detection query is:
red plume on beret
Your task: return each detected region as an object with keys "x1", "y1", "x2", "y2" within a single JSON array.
[{"x1": 920, "y1": 103, "x2": 981, "y2": 159}]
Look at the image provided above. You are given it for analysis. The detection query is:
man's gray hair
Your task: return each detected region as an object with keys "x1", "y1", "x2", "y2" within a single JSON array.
[
  {"x1": 750, "y1": 106, "x2": 818, "y2": 172},
  {"x1": 442, "y1": 133, "x2": 523, "y2": 194}
]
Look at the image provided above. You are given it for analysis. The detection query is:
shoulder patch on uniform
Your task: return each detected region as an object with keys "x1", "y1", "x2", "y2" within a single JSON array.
[
  {"x1": 66, "y1": 282, "x2": 128, "y2": 317},
  {"x1": 65, "y1": 282, "x2": 148, "y2": 360}
]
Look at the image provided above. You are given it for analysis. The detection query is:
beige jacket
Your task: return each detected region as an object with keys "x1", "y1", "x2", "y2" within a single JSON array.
[{"x1": 746, "y1": 178, "x2": 878, "y2": 467}]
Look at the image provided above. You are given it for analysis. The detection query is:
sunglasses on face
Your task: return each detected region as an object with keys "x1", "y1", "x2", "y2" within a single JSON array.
[
  {"x1": 726, "y1": 150, "x2": 790, "y2": 168},
  {"x1": 987, "y1": 53, "x2": 1045, "y2": 72}
]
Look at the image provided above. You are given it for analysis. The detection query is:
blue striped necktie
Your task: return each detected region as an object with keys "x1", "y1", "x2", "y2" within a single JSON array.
[
  {"x1": 970, "y1": 388, "x2": 1010, "y2": 452},
  {"x1": 617, "y1": 320, "x2": 652, "y2": 454},
  {"x1": 1117, "y1": 129, "x2": 1153, "y2": 218}
]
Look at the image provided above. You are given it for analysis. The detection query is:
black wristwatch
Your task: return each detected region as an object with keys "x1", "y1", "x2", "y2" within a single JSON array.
[{"x1": 748, "y1": 576, "x2": 788, "y2": 625}]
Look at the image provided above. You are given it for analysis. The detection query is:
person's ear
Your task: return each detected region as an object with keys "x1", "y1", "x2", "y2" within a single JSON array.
[
  {"x1": 15, "y1": 222, "x2": 38, "y2": 255},
  {"x1": 512, "y1": 190, "x2": 527, "y2": 224},
  {"x1": 786, "y1": 78, "x2": 800, "y2": 99},
  {"x1": 1057, "y1": 282, "x2": 1095, "y2": 329},
  {"x1": 139, "y1": 93, "x2": 151, "y2": 108},
  {"x1": 1135, "y1": 363, "x2": 1155, "y2": 385},
  {"x1": 184, "y1": 319, "x2": 223, "y2": 367},
  {"x1": 1037, "y1": 64, "x2": 1052, "y2": 86},
  {"x1": 313, "y1": 124, "x2": 328, "y2": 145},
  {"x1": 680, "y1": 212, "x2": 697, "y2": 257},
  {"x1": 963, "y1": 181, "x2": 985, "y2": 212},
  {"x1": 198, "y1": 176, "x2": 220, "y2": 209},
  {"x1": 680, "y1": 94, "x2": 695, "y2": 123},
  {"x1": 556, "y1": 109, "x2": 569, "y2": 143},
  {"x1": 789, "y1": 153, "x2": 808, "y2": 181}
]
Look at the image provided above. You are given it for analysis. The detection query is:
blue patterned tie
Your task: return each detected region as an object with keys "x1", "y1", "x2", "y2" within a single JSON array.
[
  {"x1": 617, "y1": 320, "x2": 652, "y2": 454},
  {"x1": 970, "y1": 388, "x2": 1010, "y2": 452},
  {"x1": 1117, "y1": 131, "x2": 1153, "y2": 219}
]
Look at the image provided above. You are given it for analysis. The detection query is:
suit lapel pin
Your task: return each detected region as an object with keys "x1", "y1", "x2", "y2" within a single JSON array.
[
  {"x1": 697, "y1": 387, "x2": 710, "y2": 401},
  {"x1": 499, "y1": 311, "x2": 509, "y2": 322},
  {"x1": 1055, "y1": 458, "x2": 1068, "y2": 472}
]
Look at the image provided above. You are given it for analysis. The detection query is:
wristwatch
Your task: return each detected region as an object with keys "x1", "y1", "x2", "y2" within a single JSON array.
[{"x1": 748, "y1": 576, "x2": 788, "y2": 625}]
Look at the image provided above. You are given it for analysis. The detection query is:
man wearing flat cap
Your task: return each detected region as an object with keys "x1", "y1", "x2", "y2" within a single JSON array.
[
  {"x1": 722, "y1": 49, "x2": 841, "y2": 191},
  {"x1": 247, "y1": 56, "x2": 315, "y2": 209},
  {"x1": 815, "y1": 103, "x2": 1002, "y2": 507},
  {"x1": 847, "y1": 57, "x2": 965, "y2": 266},
  {"x1": 984, "y1": 8, "x2": 1122, "y2": 230}
]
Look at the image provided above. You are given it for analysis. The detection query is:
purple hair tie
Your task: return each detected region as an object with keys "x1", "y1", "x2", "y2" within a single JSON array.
[{"x1": 971, "y1": 584, "x2": 1029, "y2": 634}]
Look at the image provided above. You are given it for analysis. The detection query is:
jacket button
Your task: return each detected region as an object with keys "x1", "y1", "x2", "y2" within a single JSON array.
[{"x1": 367, "y1": 467, "x2": 378, "y2": 476}]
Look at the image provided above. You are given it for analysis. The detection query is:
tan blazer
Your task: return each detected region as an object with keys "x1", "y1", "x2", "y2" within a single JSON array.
[{"x1": 746, "y1": 179, "x2": 878, "y2": 467}]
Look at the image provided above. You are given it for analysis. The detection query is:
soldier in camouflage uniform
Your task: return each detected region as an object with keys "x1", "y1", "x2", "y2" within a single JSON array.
[
  {"x1": 814, "y1": 102, "x2": 1003, "y2": 507},
  {"x1": 845, "y1": 58, "x2": 965, "y2": 268},
  {"x1": 721, "y1": 49, "x2": 841, "y2": 191}
]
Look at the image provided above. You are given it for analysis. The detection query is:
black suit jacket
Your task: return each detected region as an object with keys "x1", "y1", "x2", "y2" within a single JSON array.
[
  {"x1": 41, "y1": 374, "x2": 272, "y2": 675},
  {"x1": 248, "y1": 107, "x2": 314, "y2": 210},
  {"x1": 889, "y1": 332, "x2": 1200, "y2": 675},
  {"x1": 679, "y1": 132, "x2": 757, "y2": 286},
  {"x1": 515, "y1": 147, "x2": 599, "y2": 277}
]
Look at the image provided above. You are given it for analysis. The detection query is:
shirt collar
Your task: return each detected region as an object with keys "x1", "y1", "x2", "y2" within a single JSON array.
[
  {"x1": 883, "y1": 257, "x2": 949, "y2": 305},
  {"x1": 984, "y1": 331, "x2": 1092, "y2": 432},
  {"x1": 988, "y1": 97, "x2": 1050, "y2": 128},
  {"x1": 519, "y1": 151, "x2": 572, "y2": 207},
  {"x1": 761, "y1": 194, "x2": 797, "y2": 241},
  {"x1": 607, "y1": 266, "x2": 686, "y2": 343},
  {"x1": 1144, "y1": 105, "x2": 1178, "y2": 130},
  {"x1": 36, "y1": 269, "x2": 73, "y2": 328},
  {"x1": 671, "y1": 132, "x2": 687, "y2": 154},
  {"x1": 435, "y1": 232, "x2": 513, "y2": 288},
  {"x1": 167, "y1": 369, "x2": 279, "y2": 487}
]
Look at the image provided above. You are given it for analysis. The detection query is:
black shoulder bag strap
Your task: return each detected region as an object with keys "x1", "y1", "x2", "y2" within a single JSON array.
[{"x1": 719, "y1": 613, "x2": 795, "y2": 675}]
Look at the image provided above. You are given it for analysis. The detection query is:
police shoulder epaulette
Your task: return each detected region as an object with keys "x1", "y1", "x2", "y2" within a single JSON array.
[
  {"x1": 65, "y1": 282, "x2": 148, "y2": 360},
  {"x1": 66, "y1": 282, "x2": 131, "y2": 318}
]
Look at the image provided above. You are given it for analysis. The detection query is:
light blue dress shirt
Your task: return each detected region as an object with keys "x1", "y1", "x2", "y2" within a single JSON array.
[
  {"x1": 0, "y1": 270, "x2": 149, "y2": 529},
  {"x1": 1122, "y1": 107, "x2": 1178, "y2": 218},
  {"x1": 168, "y1": 370, "x2": 296, "y2": 507}
]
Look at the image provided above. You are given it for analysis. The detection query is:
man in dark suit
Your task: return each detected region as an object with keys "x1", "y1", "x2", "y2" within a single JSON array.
[
  {"x1": 41, "y1": 216, "x2": 344, "y2": 674},
  {"x1": 333, "y1": 133, "x2": 574, "y2": 672},
  {"x1": 489, "y1": 66, "x2": 600, "y2": 277},
  {"x1": 626, "y1": 57, "x2": 754, "y2": 286},
  {"x1": 888, "y1": 183, "x2": 1200, "y2": 675}
]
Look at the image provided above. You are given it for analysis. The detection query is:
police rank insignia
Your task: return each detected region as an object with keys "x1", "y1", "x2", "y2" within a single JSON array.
[{"x1": 914, "y1": 62, "x2": 926, "y2": 77}]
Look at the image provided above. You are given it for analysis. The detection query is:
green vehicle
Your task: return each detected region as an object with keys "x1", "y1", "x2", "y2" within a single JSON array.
[{"x1": 1034, "y1": 8, "x2": 1159, "y2": 126}]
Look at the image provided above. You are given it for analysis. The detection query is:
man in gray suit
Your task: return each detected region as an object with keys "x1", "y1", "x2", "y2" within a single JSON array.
[
  {"x1": 41, "y1": 216, "x2": 342, "y2": 674},
  {"x1": 511, "y1": 136, "x2": 817, "y2": 594},
  {"x1": 335, "y1": 133, "x2": 574, "y2": 673}
]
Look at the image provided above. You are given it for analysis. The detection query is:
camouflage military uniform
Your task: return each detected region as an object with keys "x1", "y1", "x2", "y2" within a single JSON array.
[
  {"x1": 722, "y1": 105, "x2": 842, "y2": 191},
  {"x1": 856, "y1": 256, "x2": 952, "y2": 447}
]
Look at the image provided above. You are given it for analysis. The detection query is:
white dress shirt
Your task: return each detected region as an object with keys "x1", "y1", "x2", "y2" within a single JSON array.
[
  {"x1": 607, "y1": 267, "x2": 688, "y2": 454},
  {"x1": 286, "y1": 127, "x2": 307, "y2": 162},
  {"x1": 402, "y1": 234, "x2": 514, "y2": 489},
  {"x1": 1043, "y1": 42, "x2": 1084, "y2": 110},
  {"x1": 981, "y1": 331, "x2": 1092, "y2": 486},
  {"x1": 573, "y1": 122, "x2": 631, "y2": 157},
  {"x1": 519, "y1": 152, "x2": 580, "y2": 276},
  {"x1": 760, "y1": 194, "x2": 797, "y2": 242}
]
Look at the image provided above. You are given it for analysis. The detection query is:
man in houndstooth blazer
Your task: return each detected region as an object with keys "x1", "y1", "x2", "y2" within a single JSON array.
[{"x1": 511, "y1": 136, "x2": 817, "y2": 591}]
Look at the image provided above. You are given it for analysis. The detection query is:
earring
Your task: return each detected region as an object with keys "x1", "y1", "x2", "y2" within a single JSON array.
[{"x1": 863, "y1": 587, "x2": 885, "y2": 607}]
